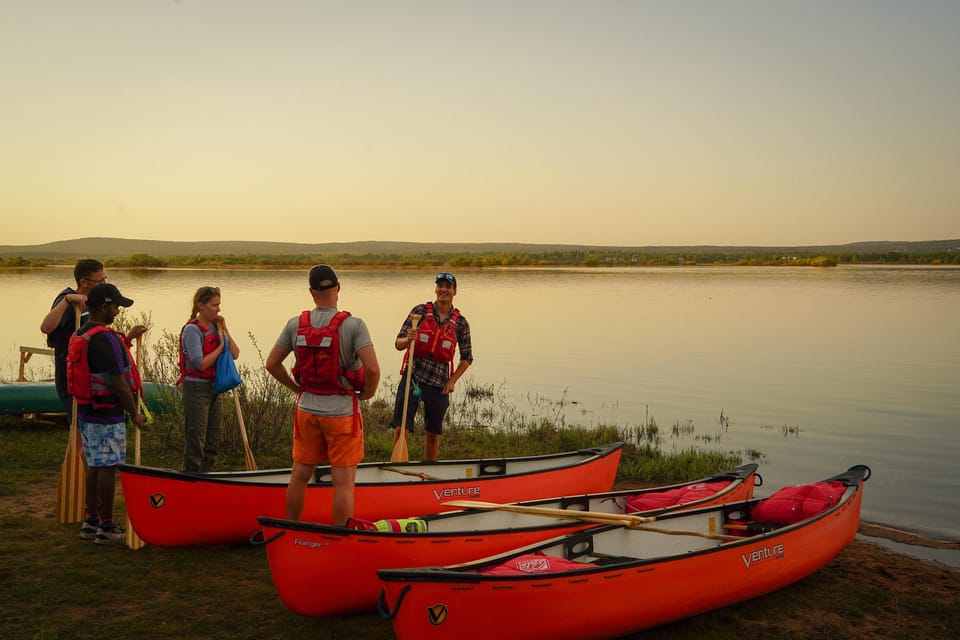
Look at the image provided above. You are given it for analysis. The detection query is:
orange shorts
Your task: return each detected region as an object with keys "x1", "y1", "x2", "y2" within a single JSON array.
[{"x1": 292, "y1": 409, "x2": 364, "y2": 467}]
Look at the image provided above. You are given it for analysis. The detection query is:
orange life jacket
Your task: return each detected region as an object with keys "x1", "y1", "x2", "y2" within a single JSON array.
[
  {"x1": 66, "y1": 324, "x2": 142, "y2": 409},
  {"x1": 291, "y1": 310, "x2": 365, "y2": 395}
]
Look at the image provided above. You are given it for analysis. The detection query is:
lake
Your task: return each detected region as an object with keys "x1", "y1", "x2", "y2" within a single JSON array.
[{"x1": 3, "y1": 265, "x2": 958, "y2": 541}]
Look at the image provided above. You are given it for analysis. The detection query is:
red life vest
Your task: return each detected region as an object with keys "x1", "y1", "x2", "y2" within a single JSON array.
[
  {"x1": 291, "y1": 310, "x2": 365, "y2": 395},
  {"x1": 66, "y1": 325, "x2": 142, "y2": 409},
  {"x1": 413, "y1": 302, "x2": 460, "y2": 363},
  {"x1": 177, "y1": 318, "x2": 219, "y2": 383}
]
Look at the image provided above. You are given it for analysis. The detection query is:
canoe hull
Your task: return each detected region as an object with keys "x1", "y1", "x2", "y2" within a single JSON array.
[
  {"x1": 0, "y1": 381, "x2": 174, "y2": 415},
  {"x1": 259, "y1": 464, "x2": 759, "y2": 616},
  {"x1": 378, "y1": 465, "x2": 868, "y2": 640},
  {"x1": 120, "y1": 443, "x2": 623, "y2": 547}
]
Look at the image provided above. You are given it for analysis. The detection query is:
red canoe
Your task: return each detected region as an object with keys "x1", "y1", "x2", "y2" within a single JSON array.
[
  {"x1": 119, "y1": 442, "x2": 622, "y2": 547},
  {"x1": 256, "y1": 463, "x2": 760, "y2": 616},
  {"x1": 378, "y1": 465, "x2": 871, "y2": 640}
]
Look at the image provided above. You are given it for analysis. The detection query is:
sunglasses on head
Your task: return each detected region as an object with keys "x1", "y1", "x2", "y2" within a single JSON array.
[
  {"x1": 436, "y1": 273, "x2": 455, "y2": 281},
  {"x1": 199, "y1": 286, "x2": 220, "y2": 301}
]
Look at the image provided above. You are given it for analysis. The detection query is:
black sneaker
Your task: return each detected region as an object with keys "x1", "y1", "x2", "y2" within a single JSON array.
[
  {"x1": 94, "y1": 521, "x2": 126, "y2": 545},
  {"x1": 80, "y1": 517, "x2": 99, "y2": 540}
]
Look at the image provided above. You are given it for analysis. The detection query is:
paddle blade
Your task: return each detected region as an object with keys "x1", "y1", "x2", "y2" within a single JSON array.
[
  {"x1": 125, "y1": 515, "x2": 146, "y2": 550},
  {"x1": 243, "y1": 443, "x2": 258, "y2": 471},
  {"x1": 56, "y1": 424, "x2": 86, "y2": 524},
  {"x1": 390, "y1": 429, "x2": 409, "y2": 463},
  {"x1": 124, "y1": 424, "x2": 146, "y2": 549}
]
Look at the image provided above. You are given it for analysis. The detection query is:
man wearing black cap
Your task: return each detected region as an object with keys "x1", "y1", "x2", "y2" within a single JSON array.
[
  {"x1": 391, "y1": 272, "x2": 473, "y2": 461},
  {"x1": 67, "y1": 283, "x2": 144, "y2": 544},
  {"x1": 265, "y1": 265, "x2": 381, "y2": 525}
]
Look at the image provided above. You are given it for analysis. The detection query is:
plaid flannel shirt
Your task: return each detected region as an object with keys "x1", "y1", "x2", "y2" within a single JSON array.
[{"x1": 398, "y1": 303, "x2": 473, "y2": 388}]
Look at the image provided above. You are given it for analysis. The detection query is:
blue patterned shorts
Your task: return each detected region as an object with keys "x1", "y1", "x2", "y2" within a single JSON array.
[{"x1": 78, "y1": 420, "x2": 127, "y2": 467}]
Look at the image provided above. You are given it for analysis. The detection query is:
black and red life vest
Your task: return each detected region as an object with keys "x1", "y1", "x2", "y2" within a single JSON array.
[
  {"x1": 413, "y1": 302, "x2": 460, "y2": 363},
  {"x1": 66, "y1": 325, "x2": 142, "y2": 409},
  {"x1": 177, "y1": 318, "x2": 219, "y2": 383},
  {"x1": 291, "y1": 310, "x2": 365, "y2": 395}
]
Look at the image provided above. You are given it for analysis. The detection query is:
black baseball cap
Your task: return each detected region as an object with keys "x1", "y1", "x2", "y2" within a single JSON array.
[
  {"x1": 309, "y1": 264, "x2": 339, "y2": 290},
  {"x1": 87, "y1": 283, "x2": 134, "y2": 308}
]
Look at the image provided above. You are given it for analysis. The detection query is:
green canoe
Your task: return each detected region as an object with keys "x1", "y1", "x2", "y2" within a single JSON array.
[{"x1": 0, "y1": 382, "x2": 176, "y2": 415}]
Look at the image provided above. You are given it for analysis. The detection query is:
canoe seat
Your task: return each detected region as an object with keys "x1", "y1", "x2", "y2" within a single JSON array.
[
  {"x1": 722, "y1": 521, "x2": 781, "y2": 536},
  {"x1": 478, "y1": 462, "x2": 507, "y2": 476}
]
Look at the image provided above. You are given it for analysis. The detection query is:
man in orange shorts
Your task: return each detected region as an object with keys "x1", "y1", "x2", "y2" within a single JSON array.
[{"x1": 265, "y1": 265, "x2": 380, "y2": 525}]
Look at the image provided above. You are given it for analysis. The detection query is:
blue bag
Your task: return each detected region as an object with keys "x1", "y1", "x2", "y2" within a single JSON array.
[{"x1": 213, "y1": 334, "x2": 242, "y2": 394}]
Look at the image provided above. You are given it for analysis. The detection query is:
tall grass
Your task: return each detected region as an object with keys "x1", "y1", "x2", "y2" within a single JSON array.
[{"x1": 105, "y1": 312, "x2": 757, "y2": 476}]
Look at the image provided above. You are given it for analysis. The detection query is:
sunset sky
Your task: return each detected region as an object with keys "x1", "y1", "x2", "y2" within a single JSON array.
[{"x1": 2, "y1": 1, "x2": 958, "y2": 247}]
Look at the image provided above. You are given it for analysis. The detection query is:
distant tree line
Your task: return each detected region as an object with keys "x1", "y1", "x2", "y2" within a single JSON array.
[{"x1": 2, "y1": 249, "x2": 958, "y2": 269}]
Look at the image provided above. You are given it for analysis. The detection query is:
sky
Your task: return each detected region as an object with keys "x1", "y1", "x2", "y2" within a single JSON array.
[{"x1": 2, "y1": 0, "x2": 958, "y2": 248}]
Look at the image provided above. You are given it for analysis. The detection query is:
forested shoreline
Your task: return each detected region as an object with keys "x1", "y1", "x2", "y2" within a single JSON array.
[{"x1": 2, "y1": 246, "x2": 958, "y2": 269}]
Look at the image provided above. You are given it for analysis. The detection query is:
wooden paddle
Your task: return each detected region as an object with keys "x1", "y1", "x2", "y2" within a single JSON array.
[
  {"x1": 380, "y1": 465, "x2": 442, "y2": 481},
  {"x1": 125, "y1": 336, "x2": 147, "y2": 550},
  {"x1": 234, "y1": 390, "x2": 257, "y2": 471},
  {"x1": 56, "y1": 303, "x2": 86, "y2": 524},
  {"x1": 445, "y1": 500, "x2": 740, "y2": 541},
  {"x1": 390, "y1": 313, "x2": 421, "y2": 463},
  {"x1": 444, "y1": 500, "x2": 656, "y2": 527}
]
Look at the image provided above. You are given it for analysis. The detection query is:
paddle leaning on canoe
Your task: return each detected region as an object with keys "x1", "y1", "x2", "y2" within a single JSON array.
[
  {"x1": 119, "y1": 442, "x2": 623, "y2": 547},
  {"x1": 377, "y1": 465, "x2": 871, "y2": 640},
  {"x1": 254, "y1": 463, "x2": 759, "y2": 616}
]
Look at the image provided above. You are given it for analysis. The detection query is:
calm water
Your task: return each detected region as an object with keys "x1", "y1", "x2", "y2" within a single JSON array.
[{"x1": 3, "y1": 265, "x2": 958, "y2": 541}]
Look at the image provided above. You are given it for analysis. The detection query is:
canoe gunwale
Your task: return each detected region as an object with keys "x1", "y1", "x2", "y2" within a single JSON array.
[
  {"x1": 255, "y1": 462, "x2": 760, "y2": 540},
  {"x1": 120, "y1": 442, "x2": 624, "y2": 547},
  {"x1": 118, "y1": 441, "x2": 625, "y2": 488}
]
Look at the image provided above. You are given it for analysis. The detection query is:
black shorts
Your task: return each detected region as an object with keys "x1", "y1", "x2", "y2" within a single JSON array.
[{"x1": 391, "y1": 382, "x2": 449, "y2": 435}]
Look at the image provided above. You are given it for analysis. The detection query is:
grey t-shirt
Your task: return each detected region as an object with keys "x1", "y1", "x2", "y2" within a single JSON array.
[{"x1": 275, "y1": 307, "x2": 373, "y2": 417}]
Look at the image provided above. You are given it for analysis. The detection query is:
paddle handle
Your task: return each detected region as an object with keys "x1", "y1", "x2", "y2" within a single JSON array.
[
  {"x1": 126, "y1": 335, "x2": 146, "y2": 549},
  {"x1": 381, "y1": 465, "x2": 441, "y2": 481},
  {"x1": 444, "y1": 500, "x2": 657, "y2": 526},
  {"x1": 234, "y1": 391, "x2": 257, "y2": 471},
  {"x1": 444, "y1": 500, "x2": 739, "y2": 541},
  {"x1": 56, "y1": 302, "x2": 86, "y2": 524}
]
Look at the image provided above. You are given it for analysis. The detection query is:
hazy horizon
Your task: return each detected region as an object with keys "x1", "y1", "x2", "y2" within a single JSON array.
[{"x1": 3, "y1": 1, "x2": 958, "y2": 247}]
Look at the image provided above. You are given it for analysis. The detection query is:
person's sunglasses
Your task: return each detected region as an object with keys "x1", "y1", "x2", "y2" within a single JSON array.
[
  {"x1": 84, "y1": 276, "x2": 108, "y2": 285},
  {"x1": 199, "y1": 286, "x2": 220, "y2": 302},
  {"x1": 436, "y1": 273, "x2": 455, "y2": 281}
]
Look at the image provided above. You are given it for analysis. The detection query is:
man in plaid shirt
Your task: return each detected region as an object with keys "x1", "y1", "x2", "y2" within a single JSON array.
[{"x1": 391, "y1": 273, "x2": 473, "y2": 461}]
